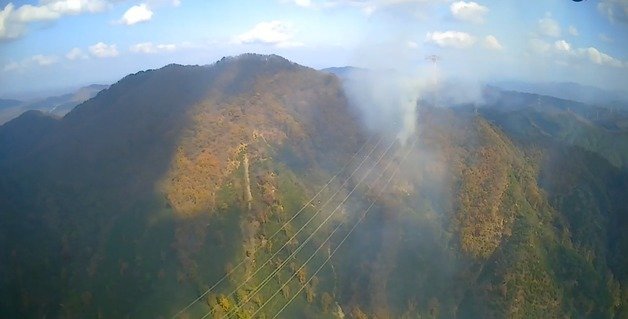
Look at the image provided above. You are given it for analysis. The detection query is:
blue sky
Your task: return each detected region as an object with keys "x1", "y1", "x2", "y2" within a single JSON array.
[{"x1": 0, "y1": 0, "x2": 627, "y2": 98}]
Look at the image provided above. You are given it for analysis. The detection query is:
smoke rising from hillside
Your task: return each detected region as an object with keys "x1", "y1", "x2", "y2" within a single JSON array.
[
  {"x1": 343, "y1": 69, "x2": 422, "y2": 145},
  {"x1": 339, "y1": 37, "x2": 486, "y2": 146},
  {"x1": 338, "y1": 39, "x2": 427, "y2": 145}
]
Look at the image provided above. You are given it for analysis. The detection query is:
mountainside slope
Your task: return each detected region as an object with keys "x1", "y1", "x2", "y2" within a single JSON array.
[
  {"x1": 0, "y1": 56, "x2": 626, "y2": 318},
  {"x1": 0, "y1": 54, "x2": 366, "y2": 318}
]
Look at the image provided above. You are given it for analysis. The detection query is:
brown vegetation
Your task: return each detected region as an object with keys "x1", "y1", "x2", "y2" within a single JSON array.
[{"x1": 455, "y1": 119, "x2": 518, "y2": 258}]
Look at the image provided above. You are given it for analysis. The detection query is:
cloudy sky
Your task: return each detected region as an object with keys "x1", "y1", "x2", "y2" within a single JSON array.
[{"x1": 0, "y1": 0, "x2": 627, "y2": 98}]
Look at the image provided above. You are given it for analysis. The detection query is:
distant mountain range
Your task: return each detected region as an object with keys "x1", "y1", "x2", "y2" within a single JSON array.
[
  {"x1": 0, "y1": 99, "x2": 21, "y2": 110},
  {"x1": 492, "y1": 80, "x2": 628, "y2": 106},
  {"x1": 0, "y1": 84, "x2": 108, "y2": 124},
  {"x1": 321, "y1": 66, "x2": 369, "y2": 78},
  {"x1": 1, "y1": 55, "x2": 626, "y2": 318}
]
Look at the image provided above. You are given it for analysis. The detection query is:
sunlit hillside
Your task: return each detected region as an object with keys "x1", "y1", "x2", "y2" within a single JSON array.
[{"x1": 1, "y1": 55, "x2": 626, "y2": 318}]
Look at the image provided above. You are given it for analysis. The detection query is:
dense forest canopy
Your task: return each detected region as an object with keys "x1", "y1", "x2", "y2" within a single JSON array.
[{"x1": 0, "y1": 54, "x2": 627, "y2": 318}]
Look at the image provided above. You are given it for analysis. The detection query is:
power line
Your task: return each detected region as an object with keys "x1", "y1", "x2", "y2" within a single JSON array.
[
  {"x1": 170, "y1": 134, "x2": 376, "y2": 318},
  {"x1": 215, "y1": 136, "x2": 398, "y2": 319},
  {"x1": 209, "y1": 136, "x2": 395, "y2": 318},
  {"x1": 188, "y1": 134, "x2": 385, "y2": 318},
  {"x1": 270, "y1": 137, "x2": 417, "y2": 319},
  {"x1": 207, "y1": 135, "x2": 387, "y2": 318}
]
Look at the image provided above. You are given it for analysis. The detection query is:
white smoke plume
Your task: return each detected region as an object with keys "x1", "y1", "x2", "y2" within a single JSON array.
[{"x1": 343, "y1": 68, "x2": 423, "y2": 145}]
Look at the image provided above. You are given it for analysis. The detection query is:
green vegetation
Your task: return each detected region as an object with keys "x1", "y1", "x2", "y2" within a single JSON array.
[{"x1": 0, "y1": 55, "x2": 626, "y2": 318}]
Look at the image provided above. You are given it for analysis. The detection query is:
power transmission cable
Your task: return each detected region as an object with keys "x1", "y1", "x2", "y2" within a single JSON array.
[
  {"x1": 210, "y1": 135, "x2": 388, "y2": 318},
  {"x1": 169, "y1": 133, "x2": 377, "y2": 318},
  {"x1": 214, "y1": 136, "x2": 398, "y2": 319},
  {"x1": 269, "y1": 137, "x2": 417, "y2": 319}
]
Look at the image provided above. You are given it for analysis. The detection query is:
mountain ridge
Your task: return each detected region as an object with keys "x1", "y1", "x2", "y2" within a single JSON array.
[
  {"x1": 0, "y1": 84, "x2": 109, "y2": 125},
  {"x1": 493, "y1": 80, "x2": 628, "y2": 106},
  {"x1": 1, "y1": 54, "x2": 627, "y2": 318}
]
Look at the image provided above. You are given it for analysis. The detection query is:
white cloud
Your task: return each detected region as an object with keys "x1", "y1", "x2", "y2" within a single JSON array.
[
  {"x1": 14, "y1": 4, "x2": 61, "y2": 22},
  {"x1": 15, "y1": 0, "x2": 107, "y2": 22},
  {"x1": 406, "y1": 40, "x2": 419, "y2": 48},
  {"x1": 293, "y1": 0, "x2": 312, "y2": 7},
  {"x1": 3, "y1": 61, "x2": 20, "y2": 72},
  {"x1": 1, "y1": 0, "x2": 108, "y2": 40},
  {"x1": 280, "y1": 0, "x2": 321, "y2": 9},
  {"x1": 89, "y1": 42, "x2": 119, "y2": 58},
  {"x1": 554, "y1": 39, "x2": 571, "y2": 52},
  {"x1": 576, "y1": 47, "x2": 623, "y2": 67},
  {"x1": 598, "y1": 0, "x2": 628, "y2": 24},
  {"x1": 483, "y1": 35, "x2": 502, "y2": 50},
  {"x1": 528, "y1": 34, "x2": 625, "y2": 69},
  {"x1": 425, "y1": 31, "x2": 476, "y2": 49},
  {"x1": 3, "y1": 54, "x2": 58, "y2": 72},
  {"x1": 373, "y1": 0, "x2": 453, "y2": 16},
  {"x1": 291, "y1": 0, "x2": 449, "y2": 15},
  {"x1": 362, "y1": 4, "x2": 377, "y2": 15},
  {"x1": 145, "y1": 0, "x2": 181, "y2": 7},
  {"x1": 129, "y1": 42, "x2": 177, "y2": 53},
  {"x1": 232, "y1": 20, "x2": 303, "y2": 47},
  {"x1": 538, "y1": 16, "x2": 561, "y2": 37},
  {"x1": 31, "y1": 54, "x2": 58, "y2": 66},
  {"x1": 450, "y1": 1, "x2": 488, "y2": 24},
  {"x1": 568, "y1": 25, "x2": 579, "y2": 36},
  {"x1": 0, "y1": 4, "x2": 21, "y2": 40},
  {"x1": 119, "y1": 3, "x2": 153, "y2": 25},
  {"x1": 549, "y1": 40, "x2": 624, "y2": 68},
  {"x1": 66, "y1": 47, "x2": 88, "y2": 60},
  {"x1": 529, "y1": 38, "x2": 551, "y2": 54}
]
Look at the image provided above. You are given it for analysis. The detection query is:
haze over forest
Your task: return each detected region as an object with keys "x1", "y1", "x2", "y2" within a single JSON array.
[{"x1": 1, "y1": 1, "x2": 628, "y2": 318}]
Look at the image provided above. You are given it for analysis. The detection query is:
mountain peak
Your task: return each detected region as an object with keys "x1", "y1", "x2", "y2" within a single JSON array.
[
  {"x1": 217, "y1": 53, "x2": 294, "y2": 65},
  {"x1": 209, "y1": 53, "x2": 303, "y2": 76},
  {"x1": 1, "y1": 53, "x2": 628, "y2": 319}
]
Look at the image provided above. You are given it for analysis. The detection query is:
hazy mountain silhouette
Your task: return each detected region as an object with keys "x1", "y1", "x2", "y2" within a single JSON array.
[
  {"x1": 493, "y1": 80, "x2": 628, "y2": 107},
  {"x1": 0, "y1": 99, "x2": 22, "y2": 110},
  {"x1": 0, "y1": 84, "x2": 108, "y2": 125}
]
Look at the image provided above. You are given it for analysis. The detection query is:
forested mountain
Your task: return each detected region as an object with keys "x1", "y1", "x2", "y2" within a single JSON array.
[{"x1": 0, "y1": 54, "x2": 626, "y2": 318}]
